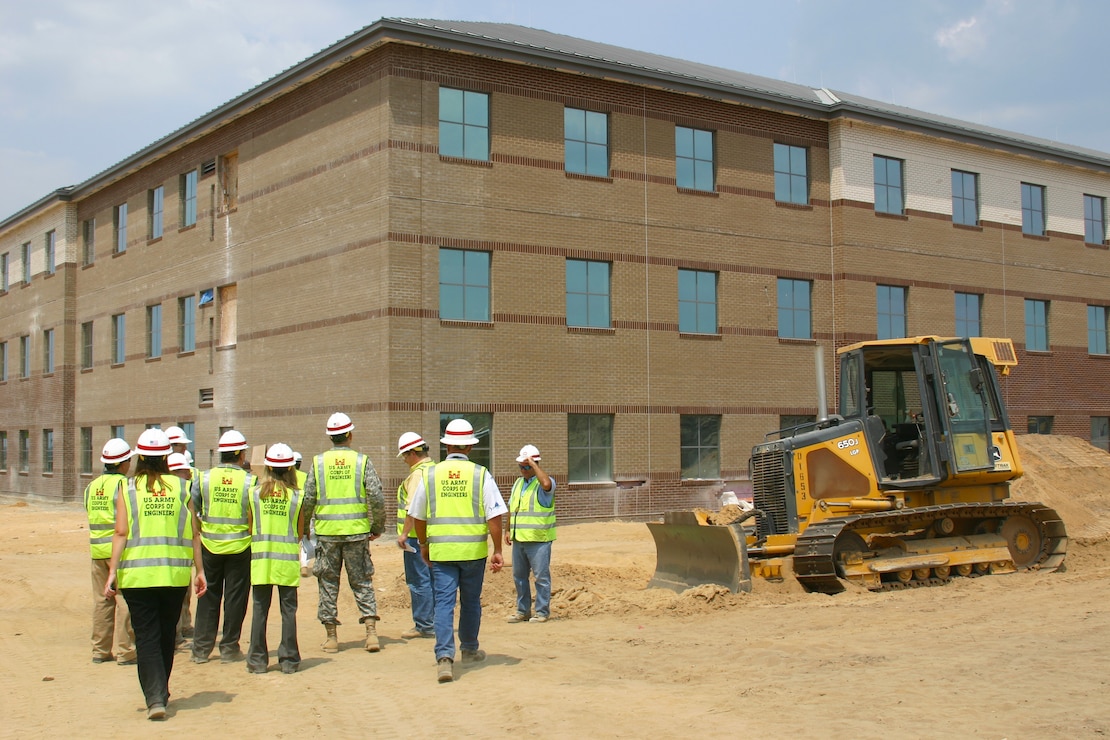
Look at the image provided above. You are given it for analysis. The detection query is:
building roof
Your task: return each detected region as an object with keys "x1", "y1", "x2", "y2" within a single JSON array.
[{"x1": 5, "y1": 17, "x2": 1109, "y2": 229}]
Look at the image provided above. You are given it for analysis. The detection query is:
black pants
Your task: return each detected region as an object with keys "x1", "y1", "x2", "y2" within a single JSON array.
[
  {"x1": 192, "y1": 546, "x2": 251, "y2": 660},
  {"x1": 247, "y1": 584, "x2": 300, "y2": 671},
  {"x1": 121, "y1": 587, "x2": 186, "y2": 709}
]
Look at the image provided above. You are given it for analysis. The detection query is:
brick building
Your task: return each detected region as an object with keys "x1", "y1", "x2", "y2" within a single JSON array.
[{"x1": 1, "y1": 19, "x2": 1108, "y2": 519}]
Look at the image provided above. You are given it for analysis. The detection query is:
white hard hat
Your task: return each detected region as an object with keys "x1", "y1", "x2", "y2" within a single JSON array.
[
  {"x1": 184, "y1": 450, "x2": 194, "y2": 465},
  {"x1": 397, "y1": 432, "x2": 426, "y2": 457},
  {"x1": 265, "y1": 443, "x2": 296, "y2": 468},
  {"x1": 136, "y1": 428, "x2": 172, "y2": 457},
  {"x1": 165, "y1": 426, "x2": 192, "y2": 445},
  {"x1": 293, "y1": 451, "x2": 302, "y2": 463},
  {"x1": 101, "y1": 438, "x2": 133, "y2": 465},
  {"x1": 516, "y1": 444, "x2": 541, "y2": 463},
  {"x1": 441, "y1": 418, "x2": 480, "y2": 446},
  {"x1": 218, "y1": 429, "x2": 249, "y2": 452},
  {"x1": 167, "y1": 453, "x2": 190, "y2": 471},
  {"x1": 326, "y1": 412, "x2": 354, "y2": 436}
]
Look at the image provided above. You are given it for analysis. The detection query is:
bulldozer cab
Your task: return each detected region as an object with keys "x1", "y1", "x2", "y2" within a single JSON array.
[{"x1": 839, "y1": 337, "x2": 997, "y2": 488}]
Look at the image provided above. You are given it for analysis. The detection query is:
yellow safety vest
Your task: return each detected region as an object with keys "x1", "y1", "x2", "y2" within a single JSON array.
[
  {"x1": 118, "y1": 474, "x2": 193, "y2": 589},
  {"x1": 85, "y1": 473, "x2": 126, "y2": 559},
  {"x1": 294, "y1": 468, "x2": 307, "y2": 492},
  {"x1": 509, "y1": 477, "x2": 557, "y2": 542},
  {"x1": 199, "y1": 466, "x2": 254, "y2": 554},
  {"x1": 423, "y1": 459, "x2": 489, "y2": 561},
  {"x1": 397, "y1": 459, "x2": 434, "y2": 536},
  {"x1": 312, "y1": 449, "x2": 371, "y2": 536},
  {"x1": 249, "y1": 485, "x2": 303, "y2": 587}
]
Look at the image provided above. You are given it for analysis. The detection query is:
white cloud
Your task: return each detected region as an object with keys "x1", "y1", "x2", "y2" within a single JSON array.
[{"x1": 934, "y1": 17, "x2": 985, "y2": 59}]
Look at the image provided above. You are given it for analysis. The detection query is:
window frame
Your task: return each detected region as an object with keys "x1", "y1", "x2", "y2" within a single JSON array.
[
  {"x1": 1084, "y1": 194, "x2": 1106, "y2": 245},
  {"x1": 876, "y1": 285, "x2": 908, "y2": 340},
  {"x1": 564, "y1": 108, "x2": 609, "y2": 178},
  {"x1": 873, "y1": 155, "x2": 905, "y2": 215},
  {"x1": 19, "y1": 430, "x2": 30, "y2": 473},
  {"x1": 955, "y1": 292, "x2": 982, "y2": 337},
  {"x1": 80, "y1": 427, "x2": 93, "y2": 474},
  {"x1": 42, "y1": 428, "x2": 54, "y2": 474},
  {"x1": 438, "y1": 87, "x2": 490, "y2": 161},
  {"x1": 1021, "y1": 182, "x2": 1046, "y2": 236},
  {"x1": 45, "y1": 230, "x2": 56, "y2": 275},
  {"x1": 566, "y1": 259, "x2": 611, "y2": 329},
  {"x1": 1088, "y1": 305, "x2": 1109, "y2": 355},
  {"x1": 111, "y1": 313, "x2": 126, "y2": 365},
  {"x1": 43, "y1": 328, "x2": 55, "y2": 374},
  {"x1": 179, "y1": 295, "x2": 197, "y2": 353},
  {"x1": 0, "y1": 431, "x2": 6, "y2": 470},
  {"x1": 773, "y1": 143, "x2": 809, "y2": 204},
  {"x1": 22, "y1": 241, "x2": 31, "y2": 283},
  {"x1": 567, "y1": 413, "x2": 614, "y2": 483},
  {"x1": 0, "y1": 341, "x2": 6, "y2": 381},
  {"x1": 1025, "y1": 298, "x2": 1049, "y2": 351},
  {"x1": 678, "y1": 269, "x2": 718, "y2": 335},
  {"x1": 181, "y1": 170, "x2": 198, "y2": 227},
  {"x1": 1, "y1": 252, "x2": 8, "y2": 291},
  {"x1": 951, "y1": 169, "x2": 980, "y2": 226},
  {"x1": 113, "y1": 204, "x2": 127, "y2": 254},
  {"x1": 146, "y1": 304, "x2": 162, "y2": 358},
  {"x1": 438, "y1": 248, "x2": 491, "y2": 322},
  {"x1": 81, "y1": 321, "x2": 93, "y2": 370},
  {"x1": 82, "y1": 219, "x2": 95, "y2": 266},
  {"x1": 1027, "y1": 416, "x2": 1053, "y2": 434},
  {"x1": 19, "y1": 335, "x2": 30, "y2": 378},
  {"x1": 777, "y1": 277, "x2": 813, "y2": 340},
  {"x1": 680, "y1": 414, "x2": 721, "y2": 480},
  {"x1": 149, "y1": 186, "x2": 164, "y2": 239},
  {"x1": 675, "y1": 126, "x2": 715, "y2": 192}
]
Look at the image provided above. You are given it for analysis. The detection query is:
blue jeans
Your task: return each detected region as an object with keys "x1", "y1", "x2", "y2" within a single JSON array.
[
  {"x1": 512, "y1": 540, "x2": 552, "y2": 618},
  {"x1": 430, "y1": 558, "x2": 486, "y2": 661},
  {"x1": 403, "y1": 537, "x2": 434, "y2": 633}
]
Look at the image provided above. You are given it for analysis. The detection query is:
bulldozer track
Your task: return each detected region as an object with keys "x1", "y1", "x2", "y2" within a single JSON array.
[{"x1": 792, "y1": 501, "x2": 1068, "y2": 594}]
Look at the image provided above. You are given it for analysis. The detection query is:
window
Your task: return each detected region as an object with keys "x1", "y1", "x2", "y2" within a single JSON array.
[
  {"x1": 149, "y1": 186, "x2": 164, "y2": 239},
  {"x1": 147, "y1": 304, "x2": 162, "y2": 358},
  {"x1": 114, "y1": 204, "x2": 127, "y2": 254},
  {"x1": 566, "y1": 259, "x2": 611, "y2": 328},
  {"x1": 1025, "y1": 299, "x2": 1049, "y2": 351},
  {"x1": 438, "y1": 88, "x2": 489, "y2": 161},
  {"x1": 952, "y1": 170, "x2": 979, "y2": 226},
  {"x1": 1088, "y1": 305, "x2": 1109, "y2": 355},
  {"x1": 773, "y1": 143, "x2": 808, "y2": 204},
  {"x1": 111, "y1": 424, "x2": 125, "y2": 442},
  {"x1": 1021, "y1": 183, "x2": 1046, "y2": 236},
  {"x1": 44, "y1": 230, "x2": 55, "y2": 274},
  {"x1": 42, "y1": 429, "x2": 54, "y2": 473},
  {"x1": 0, "y1": 341, "x2": 6, "y2": 381},
  {"x1": 568, "y1": 414, "x2": 613, "y2": 482},
  {"x1": 777, "y1": 278, "x2": 812, "y2": 339},
  {"x1": 19, "y1": 430, "x2": 29, "y2": 473},
  {"x1": 112, "y1": 313, "x2": 126, "y2": 364},
  {"x1": 181, "y1": 170, "x2": 198, "y2": 227},
  {"x1": 564, "y1": 108, "x2": 608, "y2": 177},
  {"x1": 0, "y1": 431, "x2": 6, "y2": 470},
  {"x1": 1027, "y1": 416, "x2": 1053, "y2": 435},
  {"x1": 955, "y1": 293, "x2": 982, "y2": 337},
  {"x1": 438, "y1": 413, "x2": 492, "y2": 470},
  {"x1": 82, "y1": 219, "x2": 95, "y2": 266},
  {"x1": 678, "y1": 269, "x2": 717, "y2": 334},
  {"x1": 680, "y1": 415, "x2": 721, "y2": 479},
  {"x1": 675, "y1": 126, "x2": 714, "y2": 191},
  {"x1": 218, "y1": 284, "x2": 237, "y2": 346},
  {"x1": 1, "y1": 252, "x2": 7, "y2": 290},
  {"x1": 1092, "y1": 417, "x2": 1109, "y2": 453},
  {"x1": 81, "y1": 321, "x2": 93, "y2": 370},
  {"x1": 22, "y1": 241, "x2": 31, "y2": 283},
  {"x1": 1084, "y1": 194, "x2": 1105, "y2": 245},
  {"x1": 439, "y1": 249, "x2": 490, "y2": 321},
  {"x1": 873, "y1": 155, "x2": 904, "y2": 215},
  {"x1": 877, "y1": 285, "x2": 907, "y2": 339},
  {"x1": 80, "y1": 427, "x2": 93, "y2": 474},
  {"x1": 179, "y1": 422, "x2": 196, "y2": 458},
  {"x1": 43, "y1": 329, "x2": 54, "y2": 374},
  {"x1": 20, "y1": 335, "x2": 30, "y2": 378},
  {"x1": 179, "y1": 295, "x2": 196, "y2": 352}
]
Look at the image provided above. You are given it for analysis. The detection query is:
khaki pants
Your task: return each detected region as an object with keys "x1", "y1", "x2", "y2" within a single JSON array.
[{"x1": 91, "y1": 558, "x2": 136, "y2": 662}]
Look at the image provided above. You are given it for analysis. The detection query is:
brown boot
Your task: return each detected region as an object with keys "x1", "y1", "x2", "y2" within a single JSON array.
[
  {"x1": 322, "y1": 624, "x2": 339, "y2": 653},
  {"x1": 364, "y1": 621, "x2": 380, "y2": 653}
]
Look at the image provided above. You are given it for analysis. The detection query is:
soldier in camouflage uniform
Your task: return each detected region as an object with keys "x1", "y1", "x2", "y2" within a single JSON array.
[{"x1": 301, "y1": 413, "x2": 385, "y2": 652}]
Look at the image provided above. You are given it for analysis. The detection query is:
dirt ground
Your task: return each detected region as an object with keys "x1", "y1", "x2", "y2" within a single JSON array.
[{"x1": 3, "y1": 434, "x2": 1110, "y2": 739}]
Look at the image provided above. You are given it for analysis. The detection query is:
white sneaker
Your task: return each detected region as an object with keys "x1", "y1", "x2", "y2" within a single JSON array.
[
  {"x1": 529, "y1": 615, "x2": 549, "y2": 623},
  {"x1": 506, "y1": 612, "x2": 530, "y2": 623}
]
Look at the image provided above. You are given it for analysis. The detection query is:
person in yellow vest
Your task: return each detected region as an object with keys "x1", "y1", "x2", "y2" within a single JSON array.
[
  {"x1": 85, "y1": 437, "x2": 137, "y2": 665},
  {"x1": 408, "y1": 418, "x2": 506, "y2": 683},
  {"x1": 166, "y1": 427, "x2": 199, "y2": 644},
  {"x1": 505, "y1": 444, "x2": 557, "y2": 623},
  {"x1": 191, "y1": 429, "x2": 255, "y2": 664},
  {"x1": 103, "y1": 428, "x2": 206, "y2": 721},
  {"x1": 393, "y1": 432, "x2": 435, "y2": 639},
  {"x1": 246, "y1": 443, "x2": 305, "y2": 674},
  {"x1": 302, "y1": 412, "x2": 385, "y2": 653},
  {"x1": 293, "y1": 450, "x2": 314, "y2": 578}
]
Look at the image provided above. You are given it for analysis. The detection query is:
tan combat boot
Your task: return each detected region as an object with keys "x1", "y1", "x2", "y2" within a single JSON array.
[
  {"x1": 364, "y1": 621, "x2": 381, "y2": 653},
  {"x1": 322, "y1": 624, "x2": 339, "y2": 653}
]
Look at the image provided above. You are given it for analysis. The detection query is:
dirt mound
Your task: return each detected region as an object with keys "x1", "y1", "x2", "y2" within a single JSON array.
[{"x1": 1012, "y1": 435, "x2": 1110, "y2": 541}]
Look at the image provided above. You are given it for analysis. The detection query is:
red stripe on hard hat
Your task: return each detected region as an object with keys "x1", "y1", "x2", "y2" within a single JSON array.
[{"x1": 102, "y1": 449, "x2": 131, "y2": 463}]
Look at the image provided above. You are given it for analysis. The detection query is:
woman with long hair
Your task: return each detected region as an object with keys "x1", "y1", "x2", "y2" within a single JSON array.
[
  {"x1": 246, "y1": 443, "x2": 305, "y2": 674},
  {"x1": 104, "y1": 428, "x2": 207, "y2": 721}
]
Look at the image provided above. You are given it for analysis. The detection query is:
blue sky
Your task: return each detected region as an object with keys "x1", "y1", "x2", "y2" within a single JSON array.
[{"x1": 2, "y1": 0, "x2": 1107, "y2": 220}]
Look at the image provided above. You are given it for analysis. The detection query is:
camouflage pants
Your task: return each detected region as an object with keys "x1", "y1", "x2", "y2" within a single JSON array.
[{"x1": 314, "y1": 538, "x2": 378, "y2": 624}]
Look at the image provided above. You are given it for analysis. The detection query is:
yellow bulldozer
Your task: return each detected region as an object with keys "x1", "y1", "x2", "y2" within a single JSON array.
[{"x1": 648, "y1": 336, "x2": 1068, "y2": 594}]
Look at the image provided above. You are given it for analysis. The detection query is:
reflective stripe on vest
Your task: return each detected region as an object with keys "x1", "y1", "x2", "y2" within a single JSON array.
[
  {"x1": 313, "y1": 449, "x2": 370, "y2": 536},
  {"x1": 509, "y1": 477, "x2": 557, "y2": 542},
  {"x1": 397, "y1": 459, "x2": 435, "y2": 536},
  {"x1": 424, "y1": 459, "x2": 488, "y2": 561},
  {"x1": 118, "y1": 475, "x2": 193, "y2": 589},
  {"x1": 249, "y1": 485, "x2": 302, "y2": 587},
  {"x1": 199, "y1": 466, "x2": 253, "y2": 554},
  {"x1": 84, "y1": 473, "x2": 126, "y2": 559}
]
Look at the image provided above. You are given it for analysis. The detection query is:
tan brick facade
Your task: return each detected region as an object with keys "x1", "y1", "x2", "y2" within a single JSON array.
[{"x1": 1, "y1": 22, "x2": 1108, "y2": 518}]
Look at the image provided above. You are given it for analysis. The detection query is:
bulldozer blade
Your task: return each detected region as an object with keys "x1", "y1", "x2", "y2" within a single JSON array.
[{"x1": 647, "y1": 514, "x2": 751, "y2": 594}]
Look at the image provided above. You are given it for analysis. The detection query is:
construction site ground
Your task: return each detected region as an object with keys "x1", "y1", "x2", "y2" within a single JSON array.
[{"x1": 2, "y1": 434, "x2": 1109, "y2": 738}]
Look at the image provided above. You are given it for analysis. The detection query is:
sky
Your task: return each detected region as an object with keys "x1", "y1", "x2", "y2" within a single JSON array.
[{"x1": 2, "y1": 0, "x2": 1108, "y2": 220}]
